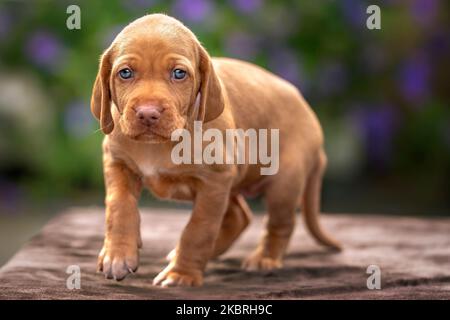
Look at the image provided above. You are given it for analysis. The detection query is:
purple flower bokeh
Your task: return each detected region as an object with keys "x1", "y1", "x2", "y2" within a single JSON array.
[
  {"x1": 224, "y1": 32, "x2": 260, "y2": 60},
  {"x1": 397, "y1": 54, "x2": 431, "y2": 107},
  {"x1": 426, "y1": 30, "x2": 450, "y2": 60},
  {"x1": 351, "y1": 105, "x2": 399, "y2": 170},
  {"x1": 229, "y1": 0, "x2": 263, "y2": 14},
  {"x1": 172, "y1": 0, "x2": 214, "y2": 23},
  {"x1": 0, "y1": 9, "x2": 13, "y2": 43},
  {"x1": 25, "y1": 30, "x2": 66, "y2": 71},
  {"x1": 340, "y1": 0, "x2": 367, "y2": 29},
  {"x1": 64, "y1": 100, "x2": 94, "y2": 138},
  {"x1": 0, "y1": 179, "x2": 24, "y2": 215},
  {"x1": 268, "y1": 49, "x2": 306, "y2": 90},
  {"x1": 409, "y1": 0, "x2": 439, "y2": 28}
]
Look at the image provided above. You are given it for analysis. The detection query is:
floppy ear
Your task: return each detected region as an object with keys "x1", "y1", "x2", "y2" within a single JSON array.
[
  {"x1": 91, "y1": 49, "x2": 114, "y2": 134},
  {"x1": 197, "y1": 45, "x2": 225, "y2": 123}
]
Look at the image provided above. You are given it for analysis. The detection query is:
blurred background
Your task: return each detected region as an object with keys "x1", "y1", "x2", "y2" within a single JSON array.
[{"x1": 0, "y1": 0, "x2": 449, "y2": 265}]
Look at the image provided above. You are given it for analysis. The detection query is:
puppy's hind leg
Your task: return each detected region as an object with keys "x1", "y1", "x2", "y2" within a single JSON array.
[
  {"x1": 167, "y1": 194, "x2": 253, "y2": 262},
  {"x1": 242, "y1": 176, "x2": 301, "y2": 271},
  {"x1": 211, "y1": 194, "x2": 253, "y2": 258}
]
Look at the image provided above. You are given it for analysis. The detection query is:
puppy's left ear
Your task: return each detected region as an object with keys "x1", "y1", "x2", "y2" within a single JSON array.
[
  {"x1": 197, "y1": 45, "x2": 225, "y2": 123},
  {"x1": 91, "y1": 49, "x2": 114, "y2": 134}
]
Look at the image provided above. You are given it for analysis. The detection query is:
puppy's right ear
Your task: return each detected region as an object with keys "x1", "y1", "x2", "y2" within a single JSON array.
[{"x1": 91, "y1": 49, "x2": 114, "y2": 134}]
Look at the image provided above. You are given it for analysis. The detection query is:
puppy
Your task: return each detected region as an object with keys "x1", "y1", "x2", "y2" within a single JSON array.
[{"x1": 91, "y1": 14, "x2": 341, "y2": 287}]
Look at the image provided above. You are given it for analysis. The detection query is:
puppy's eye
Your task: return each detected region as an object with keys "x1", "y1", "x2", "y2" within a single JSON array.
[
  {"x1": 172, "y1": 69, "x2": 187, "y2": 80},
  {"x1": 118, "y1": 68, "x2": 133, "y2": 80}
]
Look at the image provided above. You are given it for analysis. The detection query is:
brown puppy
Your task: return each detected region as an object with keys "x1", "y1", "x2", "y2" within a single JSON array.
[{"x1": 91, "y1": 14, "x2": 341, "y2": 287}]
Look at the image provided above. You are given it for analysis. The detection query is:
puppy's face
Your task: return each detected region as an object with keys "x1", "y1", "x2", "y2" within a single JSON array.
[
  {"x1": 110, "y1": 34, "x2": 195, "y2": 142},
  {"x1": 91, "y1": 14, "x2": 224, "y2": 143}
]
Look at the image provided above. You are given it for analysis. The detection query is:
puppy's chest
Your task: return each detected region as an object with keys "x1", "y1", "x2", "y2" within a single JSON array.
[
  {"x1": 125, "y1": 149, "x2": 193, "y2": 200},
  {"x1": 144, "y1": 172, "x2": 194, "y2": 200},
  {"x1": 135, "y1": 157, "x2": 160, "y2": 177}
]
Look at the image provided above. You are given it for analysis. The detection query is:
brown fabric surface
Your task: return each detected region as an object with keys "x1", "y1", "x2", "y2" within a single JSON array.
[{"x1": 0, "y1": 208, "x2": 449, "y2": 300}]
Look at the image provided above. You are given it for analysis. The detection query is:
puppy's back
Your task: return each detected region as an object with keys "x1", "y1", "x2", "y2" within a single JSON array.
[{"x1": 213, "y1": 57, "x2": 321, "y2": 144}]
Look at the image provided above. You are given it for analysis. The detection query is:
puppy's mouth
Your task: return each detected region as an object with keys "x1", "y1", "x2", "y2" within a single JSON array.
[
  {"x1": 133, "y1": 129, "x2": 172, "y2": 143},
  {"x1": 118, "y1": 109, "x2": 186, "y2": 143}
]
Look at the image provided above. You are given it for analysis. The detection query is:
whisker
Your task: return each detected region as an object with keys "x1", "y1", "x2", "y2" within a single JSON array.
[
  {"x1": 90, "y1": 114, "x2": 127, "y2": 136},
  {"x1": 91, "y1": 120, "x2": 114, "y2": 135}
]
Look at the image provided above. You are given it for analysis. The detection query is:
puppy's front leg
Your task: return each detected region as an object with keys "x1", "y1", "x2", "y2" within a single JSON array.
[
  {"x1": 98, "y1": 153, "x2": 142, "y2": 281},
  {"x1": 153, "y1": 178, "x2": 231, "y2": 287}
]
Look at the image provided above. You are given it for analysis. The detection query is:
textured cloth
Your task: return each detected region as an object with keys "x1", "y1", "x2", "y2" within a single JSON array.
[{"x1": 0, "y1": 208, "x2": 449, "y2": 299}]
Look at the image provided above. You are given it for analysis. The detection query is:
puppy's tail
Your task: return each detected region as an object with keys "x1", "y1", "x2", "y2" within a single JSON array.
[{"x1": 301, "y1": 151, "x2": 342, "y2": 251}]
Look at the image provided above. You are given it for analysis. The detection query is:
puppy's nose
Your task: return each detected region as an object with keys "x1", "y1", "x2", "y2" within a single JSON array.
[{"x1": 136, "y1": 105, "x2": 162, "y2": 126}]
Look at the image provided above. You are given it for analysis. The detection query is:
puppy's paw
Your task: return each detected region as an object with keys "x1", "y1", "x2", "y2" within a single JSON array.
[
  {"x1": 153, "y1": 263, "x2": 203, "y2": 287},
  {"x1": 97, "y1": 243, "x2": 139, "y2": 281},
  {"x1": 241, "y1": 253, "x2": 282, "y2": 271}
]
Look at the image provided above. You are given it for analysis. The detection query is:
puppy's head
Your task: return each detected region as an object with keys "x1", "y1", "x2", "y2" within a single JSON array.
[{"x1": 91, "y1": 14, "x2": 224, "y2": 142}]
